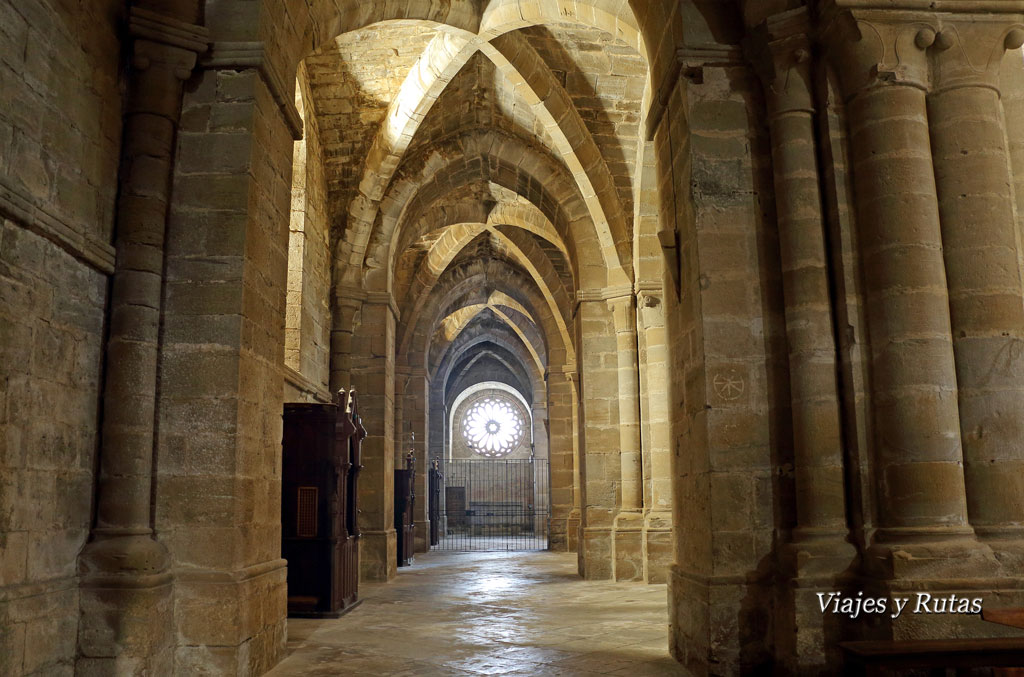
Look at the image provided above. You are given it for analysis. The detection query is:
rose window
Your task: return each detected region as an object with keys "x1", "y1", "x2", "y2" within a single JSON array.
[{"x1": 461, "y1": 396, "x2": 525, "y2": 458}]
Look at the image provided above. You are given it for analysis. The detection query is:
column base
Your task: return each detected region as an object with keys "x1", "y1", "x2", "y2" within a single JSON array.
[
  {"x1": 860, "y1": 533, "x2": 1023, "y2": 643},
  {"x1": 580, "y1": 526, "x2": 613, "y2": 580},
  {"x1": 975, "y1": 526, "x2": 1024, "y2": 570},
  {"x1": 78, "y1": 576, "x2": 175, "y2": 675},
  {"x1": 642, "y1": 510, "x2": 673, "y2": 584},
  {"x1": 567, "y1": 511, "x2": 580, "y2": 552},
  {"x1": 776, "y1": 533, "x2": 859, "y2": 675},
  {"x1": 77, "y1": 533, "x2": 175, "y2": 675},
  {"x1": 414, "y1": 520, "x2": 430, "y2": 553},
  {"x1": 613, "y1": 511, "x2": 645, "y2": 581},
  {"x1": 548, "y1": 514, "x2": 571, "y2": 551},
  {"x1": 669, "y1": 564, "x2": 774, "y2": 675},
  {"x1": 359, "y1": 529, "x2": 397, "y2": 582}
]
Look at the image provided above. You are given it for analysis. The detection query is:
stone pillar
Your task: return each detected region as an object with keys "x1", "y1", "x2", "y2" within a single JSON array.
[
  {"x1": 330, "y1": 295, "x2": 362, "y2": 392},
  {"x1": 349, "y1": 299, "x2": 397, "y2": 581},
  {"x1": 77, "y1": 9, "x2": 206, "y2": 675},
  {"x1": 752, "y1": 11, "x2": 857, "y2": 669},
  {"x1": 547, "y1": 368, "x2": 578, "y2": 551},
  {"x1": 404, "y1": 368, "x2": 431, "y2": 552},
  {"x1": 929, "y1": 23, "x2": 1024, "y2": 558},
  {"x1": 608, "y1": 294, "x2": 645, "y2": 581},
  {"x1": 577, "y1": 297, "x2": 619, "y2": 579},
  {"x1": 637, "y1": 290, "x2": 673, "y2": 583}
]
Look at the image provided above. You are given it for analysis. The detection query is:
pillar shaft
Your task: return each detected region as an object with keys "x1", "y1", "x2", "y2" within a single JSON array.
[
  {"x1": 828, "y1": 16, "x2": 971, "y2": 540},
  {"x1": 94, "y1": 26, "x2": 202, "y2": 544},
  {"x1": 547, "y1": 369, "x2": 578, "y2": 551},
  {"x1": 930, "y1": 27, "x2": 1024, "y2": 541},
  {"x1": 760, "y1": 32, "x2": 848, "y2": 539},
  {"x1": 349, "y1": 301, "x2": 397, "y2": 581},
  {"x1": 609, "y1": 296, "x2": 643, "y2": 513}
]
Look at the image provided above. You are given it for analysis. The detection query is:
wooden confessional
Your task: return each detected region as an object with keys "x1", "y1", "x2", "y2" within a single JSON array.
[
  {"x1": 281, "y1": 390, "x2": 365, "y2": 617},
  {"x1": 394, "y1": 451, "x2": 416, "y2": 567}
]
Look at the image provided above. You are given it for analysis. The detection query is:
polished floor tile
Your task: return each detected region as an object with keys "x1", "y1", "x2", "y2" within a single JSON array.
[{"x1": 267, "y1": 550, "x2": 684, "y2": 676}]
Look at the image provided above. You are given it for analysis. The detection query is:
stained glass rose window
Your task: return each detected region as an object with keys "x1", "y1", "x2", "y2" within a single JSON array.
[{"x1": 461, "y1": 395, "x2": 525, "y2": 458}]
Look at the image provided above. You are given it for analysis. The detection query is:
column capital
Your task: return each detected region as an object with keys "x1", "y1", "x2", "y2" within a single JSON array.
[
  {"x1": 930, "y1": 19, "x2": 1024, "y2": 92},
  {"x1": 746, "y1": 8, "x2": 815, "y2": 116},
  {"x1": 637, "y1": 291, "x2": 665, "y2": 330},
  {"x1": 819, "y1": 8, "x2": 937, "y2": 95},
  {"x1": 606, "y1": 293, "x2": 637, "y2": 332},
  {"x1": 127, "y1": 8, "x2": 209, "y2": 118}
]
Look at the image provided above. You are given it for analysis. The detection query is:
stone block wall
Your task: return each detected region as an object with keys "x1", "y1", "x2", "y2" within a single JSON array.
[
  {"x1": 285, "y1": 65, "x2": 331, "y2": 393},
  {"x1": 0, "y1": 1, "x2": 121, "y2": 673},
  {"x1": 0, "y1": 222, "x2": 107, "y2": 675}
]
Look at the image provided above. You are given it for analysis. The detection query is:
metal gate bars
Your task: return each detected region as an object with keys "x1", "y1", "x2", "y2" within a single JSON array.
[{"x1": 433, "y1": 459, "x2": 550, "y2": 551}]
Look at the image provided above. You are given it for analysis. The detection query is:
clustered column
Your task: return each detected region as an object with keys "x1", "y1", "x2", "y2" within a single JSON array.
[
  {"x1": 928, "y1": 24, "x2": 1024, "y2": 551},
  {"x1": 824, "y1": 15, "x2": 973, "y2": 544}
]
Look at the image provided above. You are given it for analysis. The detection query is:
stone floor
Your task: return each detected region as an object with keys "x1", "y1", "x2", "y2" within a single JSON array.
[{"x1": 267, "y1": 550, "x2": 685, "y2": 676}]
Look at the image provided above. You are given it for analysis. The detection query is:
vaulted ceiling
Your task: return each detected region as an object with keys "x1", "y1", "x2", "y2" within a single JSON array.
[{"x1": 302, "y1": 8, "x2": 653, "y2": 401}]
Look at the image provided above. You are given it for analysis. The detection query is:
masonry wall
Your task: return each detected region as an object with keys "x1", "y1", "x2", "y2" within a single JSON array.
[
  {"x1": 285, "y1": 65, "x2": 331, "y2": 394},
  {"x1": 0, "y1": 1, "x2": 122, "y2": 673}
]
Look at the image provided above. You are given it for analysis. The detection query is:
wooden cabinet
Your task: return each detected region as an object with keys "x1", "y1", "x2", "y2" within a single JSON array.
[
  {"x1": 281, "y1": 390, "x2": 365, "y2": 617},
  {"x1": 394, "y1": 452, "x2": 415, "y2": 567}
]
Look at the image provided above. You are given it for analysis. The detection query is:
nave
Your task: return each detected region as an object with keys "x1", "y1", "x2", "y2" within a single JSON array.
[{"x1": 270, "y1": 551, "x2": 681, "y2": 676}]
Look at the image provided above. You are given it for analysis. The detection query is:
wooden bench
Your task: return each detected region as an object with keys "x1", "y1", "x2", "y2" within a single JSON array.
[{"x1": 840, "y1": 608, "x2": 1024, "y2": 676}]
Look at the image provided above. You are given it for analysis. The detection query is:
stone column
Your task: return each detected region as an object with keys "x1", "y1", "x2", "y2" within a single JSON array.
[
  {"x1": 752, "y1": 11, "x2": 857, "y2": 669},
  {"x1": 577, "y1": 297, "x2": 619, "y2": 579},
  {"x1": 637, "y1": 290, "x2": 673, "y2": 583},
  {"x1": 547, "y1": 367, "x2": 578, "y2": 551},
  {"x1": 757, "y1": 13, "x2": 851, "y2": 548},
  {"x1": 818, "y1": 21, "x2": 1022, "y2": 633},
  {"x1": 405, "y1": 368, "x2": 431, "y2": 552},
  {"x1": 824, "y1": 12, "x2": 974, "y2": 547},
  {"x1": 608, "y1": 294, "x2": 645, "y2": 581},
  {"x1": 929, "y1": 23, "x2": 1024, "y2": 557},
  {"x1": 330, "y1": 294, "x2": 362, "y2": 392},
  {"x1": 78, "y1": 9, "x2": 206, "y2": 674},
  {"x1": 349, "y1": 299, "x2": 398, "y2": 581}
]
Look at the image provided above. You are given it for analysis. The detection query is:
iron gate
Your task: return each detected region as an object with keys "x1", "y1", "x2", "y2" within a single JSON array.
[{"x1": 434, "y1": 459, "x2": 549, "y2": 551}]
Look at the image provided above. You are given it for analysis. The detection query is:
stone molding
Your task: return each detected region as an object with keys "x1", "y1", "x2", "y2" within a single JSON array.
[
  {"x1": 173, "y1": 558, "x2": 287, "y2": 584},
  {"x1": 826, "y1": 0, "x2": 1024, "y2": 11},
  {"x1": 576, "y1": 284, "x2": 633, "y2": 303},
  {"x1": 283, "y1": 365, "x2": 333, "y2": 403},
  {"x1": 129, "y1": 6, "x2": 209, "y2": 55},
  {"x1": 0, "y1": 178, "x2": 116, "y2": 274},
  {"x1": 202, "y1": 41, "x2": 304, "y2": 140},
  {"x1": 334, "y1": 285, "x2": 401, "y2": 320},
  {"x1": 394, "y1": 366, "x2": 429, "y2": 380},
  {"x1": 645, "y1": 43, "x2": 745, "y2": 140}
]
